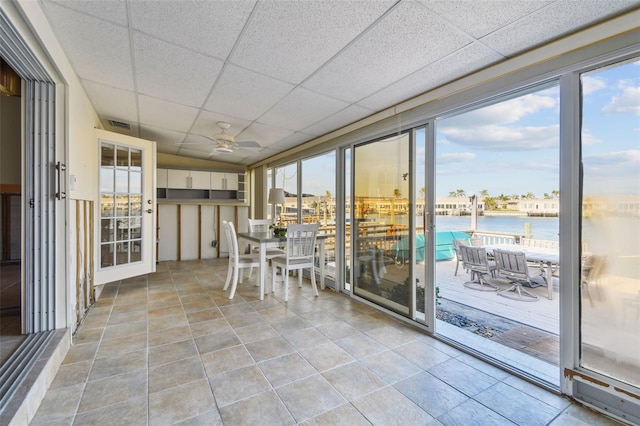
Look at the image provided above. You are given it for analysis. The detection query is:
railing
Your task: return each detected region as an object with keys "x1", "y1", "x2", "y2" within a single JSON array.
[{"x1": 470, "y1": 231, "x2": 525, "y2": 246}]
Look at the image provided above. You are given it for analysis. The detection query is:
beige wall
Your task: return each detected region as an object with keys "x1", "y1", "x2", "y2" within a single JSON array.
[
  {"x1": 0, "y1": 94, "x2": 21, "y2": 186},
  {"x1": 157, "y1": 152, "x2": 246, "y2": 172}
]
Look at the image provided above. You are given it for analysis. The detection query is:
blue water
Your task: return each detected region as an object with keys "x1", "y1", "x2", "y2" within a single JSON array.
[{"x1": 435, "y1": 215, "x2": 559, "y2": 241}]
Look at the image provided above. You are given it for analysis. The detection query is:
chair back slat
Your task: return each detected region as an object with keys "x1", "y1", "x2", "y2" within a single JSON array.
[
  {"x1": 460, "y1": 245, "x2": 491, "y2": 273},
  {"x1": 493, "y1": 249, "x2": 530, "y2": 281},
  {"x1": 285, "y1": 223, "x2": 319, "y2": 260},
  {"x1": 248, "y1": 218, "x2": 273, "y2": 233},
  {"x1": 223, "y1": 221, "x2": 240, "y2": 259}
]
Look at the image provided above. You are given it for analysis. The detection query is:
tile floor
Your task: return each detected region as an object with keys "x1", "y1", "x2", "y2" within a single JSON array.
[{"x1": 30, "y1": 259, "x2": 618, "y2": 425}]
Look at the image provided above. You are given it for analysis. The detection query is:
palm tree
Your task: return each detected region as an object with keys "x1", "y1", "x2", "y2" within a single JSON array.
[
  {"x1": 484, "y1": 196, "x2": 497, "y2": 210},
  {"x1": 455, "y1": 189, "x2": 466, "y2": 198},
  {"x1": 552, "y1": 189, "x2": 559, "y2": 198},
  {"x1": 480, "y1": 189, "x2": 490, "y2": 198},
  {"x1": 393, "y1": 188, "x2": 401, "y2": 198}
]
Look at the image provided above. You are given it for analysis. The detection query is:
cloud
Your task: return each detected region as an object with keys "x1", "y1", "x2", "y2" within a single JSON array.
[
  {"x1": 439, "y1": 124, "x2": 559, "y2": 151},
  {"x1": 582, "y1": 76, "x2": 607, "y2": 95},
  {"x1": 437, "y1": 152, "x2": 476, "y2": 163},
  {"x1": 602, "y1": 85, "x2": 640, "y2": 115},
  {"x1": 583, "y1": 150, "x2": 639, "y2": 167},
  {"x1": 441, "y1": 93, "x2": 557, "y2": 127},
  {"x1": 581, "y1": 129, "x2": 602, "y2": 146}
]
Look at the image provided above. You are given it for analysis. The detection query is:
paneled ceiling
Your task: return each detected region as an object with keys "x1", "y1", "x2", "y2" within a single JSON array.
[{"x1": 39, "y1": 0, "x2": 639, "y2": 166}]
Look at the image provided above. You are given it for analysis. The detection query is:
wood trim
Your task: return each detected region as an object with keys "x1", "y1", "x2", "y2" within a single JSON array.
[
  {"x1": 89, "y1": 201, "x2": 95, "y2": 304},
  {"x1": 177, "y1": 204, "x2": 181, "y2": 261},
  {"x1": 156, "y1": 206, "x2": 159, "y2": 265},
  {"x1": 216, "y1": 205, "x2": 220, "y2": 258},
  {"x1": 83, "y1": 201, "x2": 88, "y2": 310},
  {"x1": 75, "y1": 200, "x2": 81, "y2": 325},
  {"x1": 198, "y1": 205, "x2": 202, "y2": 260},
  {"x1": 0, "y1": 184, "x2": 20, "y2": 193}
]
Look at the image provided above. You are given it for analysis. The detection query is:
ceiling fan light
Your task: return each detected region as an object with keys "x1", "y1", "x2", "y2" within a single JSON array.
[{"x1": 213, "y1": 146, "x2": 233, "y2": 154}]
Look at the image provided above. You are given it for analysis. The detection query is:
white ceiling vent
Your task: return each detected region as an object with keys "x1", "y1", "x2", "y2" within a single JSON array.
[{"x1": 108, "y1": 119, "x2": 131, "y2": 130}]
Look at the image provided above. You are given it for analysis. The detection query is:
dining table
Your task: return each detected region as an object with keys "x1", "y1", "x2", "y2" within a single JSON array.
[
  {"x1": 236, "y1": 231, "x2": 327, "y2": 300},
  {"x1": 482, "y1": 243, "x2": 559, "y2": 300}
]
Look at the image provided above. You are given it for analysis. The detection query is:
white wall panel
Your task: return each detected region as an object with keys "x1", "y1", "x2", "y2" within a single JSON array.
[
  {"x1": 180, "y1": 205, "x2": 198, "y2": 260},
  {"x1": 200, "y1": 205, "x2": 217, "y2": 259},
  {"x1": 158, "y1": 204, "x2": 177, "y2": 261}
]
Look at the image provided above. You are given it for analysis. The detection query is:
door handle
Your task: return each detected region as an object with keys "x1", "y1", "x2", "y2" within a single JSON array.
[{"x1": 55, "y1": 162, "x2": 66, "y2": 200}]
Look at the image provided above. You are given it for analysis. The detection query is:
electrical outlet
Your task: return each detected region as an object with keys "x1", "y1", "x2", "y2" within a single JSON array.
[{"x1": 212, "y1": 240, "x2": 218, "y2": 248}]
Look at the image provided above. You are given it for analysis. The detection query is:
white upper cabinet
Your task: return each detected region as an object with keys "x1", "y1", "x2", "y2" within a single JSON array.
[
  {"x1": 165, "y1": 169, "x2": 210, "y2": 189},
  {"x1": 190, "y1": 171, "x2": 211, "y2": 189},
  {"x1": 157, "y1": 168, "x2": 168, "y2": 188},
  {"x1": 167, "y1": 169, "x2": 190, "y2": 189},
  {"x1": 210, "y1": 172, "x2": 225, "y2": 190}
]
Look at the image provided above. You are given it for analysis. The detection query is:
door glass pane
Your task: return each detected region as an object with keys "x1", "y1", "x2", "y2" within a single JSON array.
[
  {"x1": 101, "y1": 144, "x2": 115, "y2": 166},
  {"x1": 416, "y1": 127, "x2": 427, "y2": 319},
  {"x1": 100, "y1": 143, "x2": 145, "y2": 269},
  {"x1": 353, "y1": 134, "x2": 411, "y2": 316},
  {"x1": 116, "y1": 147, "x2": 129, "y2": 167},
  {"x1": 580, "y1": 58, "x2": 640, "y2": 386}
]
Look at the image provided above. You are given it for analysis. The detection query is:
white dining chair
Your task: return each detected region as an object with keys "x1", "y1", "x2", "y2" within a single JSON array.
[
  {"x1": 222, "y1": 220, "x2": 260, "y2": 300},
  {"x1": 247, "y1": 218, "x2": 285, "y2": 278},
  {"x1": 270, "y1": 223, "x2": 320, "y2": 302}
]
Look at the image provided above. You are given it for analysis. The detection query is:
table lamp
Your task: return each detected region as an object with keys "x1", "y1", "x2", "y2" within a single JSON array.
[{"x1": 268, "y1": 187, "x2": 286, "y2": 226}]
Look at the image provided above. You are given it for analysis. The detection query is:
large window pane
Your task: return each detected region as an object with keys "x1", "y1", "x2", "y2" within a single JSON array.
[
  {"x1": 435, "y1": 84, "x2": 560, "y2": 383},
  {"x1": 274, "y1": 163, "x2": 298, "y2": 225},
  {"x1": 580, "y1": 58, "x2": 640, "y2": 386}
]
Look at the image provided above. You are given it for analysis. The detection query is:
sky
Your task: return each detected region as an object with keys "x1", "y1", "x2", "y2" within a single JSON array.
[
  {"x1": 274, "y1": 59, "x2": 639, "y2": 200},
  {"x1": 436, "y1": 59, "x2": 639, "y2": 199}
]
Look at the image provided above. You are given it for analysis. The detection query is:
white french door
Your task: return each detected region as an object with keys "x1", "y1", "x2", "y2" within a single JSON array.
[{"x1": 94, "y1": 129, "x2": 156, "y2": 285}]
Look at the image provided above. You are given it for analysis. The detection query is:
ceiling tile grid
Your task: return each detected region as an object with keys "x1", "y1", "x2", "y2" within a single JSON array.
[
  {"x1": 132, "y1": 32, "x2": 224, "y2": 108},
  {"x1": 302, "y1": 0, "x2": 473, "y2": 103},
  {"x1": 204, "y1": 64, "x2": 295, "y2": 122},
  {"x1": 41, "y1": 1, "x2": 135, "y2": 91},
  {"x1": 229, "y1": 0, "x2": 397, "y2": 84},
  {"x1": 128, "y1": 0, "x2": 256, "y2": 60},
  {"x1": 37, "y1": 0, "x2": 640, "y2": 165}
]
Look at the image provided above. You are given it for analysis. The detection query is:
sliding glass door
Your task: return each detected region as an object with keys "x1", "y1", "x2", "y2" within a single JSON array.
[
  {"x1": 579, "y1": 58, "x2": 640, "y2": 388},
  {"x1": 352, "y1": 133, "x2": 413, "y2": 316}
]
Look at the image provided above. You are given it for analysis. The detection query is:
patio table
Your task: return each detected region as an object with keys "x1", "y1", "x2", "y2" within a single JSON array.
[
  {"x1": 482, "y1": 243, "x2": 559, "y2": 300},
  {"x1": 237, "y1": 231, "x2": 327, "y2": 300}
]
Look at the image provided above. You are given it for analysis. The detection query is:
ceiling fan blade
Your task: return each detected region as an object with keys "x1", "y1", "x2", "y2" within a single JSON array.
[{"x1": 235, "y1": 141, "x2": 261, "y2": 148}]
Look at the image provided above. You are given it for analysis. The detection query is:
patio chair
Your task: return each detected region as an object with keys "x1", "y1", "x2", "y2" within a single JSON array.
[
  {"x1": 493, "y1": 249, "x2": 543, "y2": 302},
  {"x1": 581, "y1": 254, "x2": 606, "y2": 306},
  {"x1": 247, "y1": 218, "x2": 285, "y2": 278},
  {"x1": 452, "y1": 239, "x2": 468, "y2": 276},
  {"x1": 458, "y1": 244, "x2": 498, "y2": 291},
  {"x1": 222, "y1": 221, "x2": 261, "y2": 300},
  {"x1": 271, "y1": 223, "x2": 320, "y2": 302}
]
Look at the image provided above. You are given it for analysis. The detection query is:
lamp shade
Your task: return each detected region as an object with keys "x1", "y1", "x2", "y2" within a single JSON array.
[{"x1": 268, "y1": 188, "x2": 285, "y2": 205}]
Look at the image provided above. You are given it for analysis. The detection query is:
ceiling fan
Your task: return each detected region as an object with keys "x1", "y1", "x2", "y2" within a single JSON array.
[{"x1": 181, "y1": 121, "x2": 262, "y2": 154}]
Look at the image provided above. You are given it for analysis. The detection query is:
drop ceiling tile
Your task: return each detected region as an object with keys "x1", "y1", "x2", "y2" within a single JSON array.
[
  {"x1": 418, "y1": 0, "x2": 552, "y2": 39},
  {"x1": 204, "y1": 65, "x2": 295, "y2": 121},
  {"x1": 129, "y1": 0, "x2": 255, "y2": 59},
  {"x1": 259, "y1": 87, "x2": 349, "y2": 131},
  {"x1": 481, "y1": 0, "x2": 640, "y2": 57},
  {"x1": 236, "y1": 123, "x2": 295, "y2": 148},
  {"x1": 47, "y1": 0, "x2": 128, "y2": 26},
  {"x1": 139, "y1": 125, "x2": 187, "y2": 145},
  {"x1": 179, "y1": 135, "x2": 216, "y2": 153},
  {"x1": 191, "y1": 111, "x2": 252, "y2": 140},
  {"x1": 358, "y1": 43, "x2": 503, "y2": 111},
  {"x1": 303, "y1": 1, "x2": 472, "y2": 103},
  {"x1": 82, "y1": 80, "x2": 137, "y2": 121},
  {"x1": 133, "y1": 33, "x2": 223, "y2": 108},
  {"x1": 176, "y1": 146, "x2": 218, "y2": 160},
  {"x1": 303, "y1": 104, "x2": 374, "y2": 137},
  {"x1": 230, "y1": 0, "x2": 396, "y2": 84},
  {"x1": 138, "y1": 95, "x2": 199, "y2": 132},
  {"x1": 269, "y1": 132, "x2": 316, "y2": 152},
  {"x1": 41, "y1": 2, "x2": 134, "y2": 90},
  {"x1": 156, "y1": 145, "x2": 180, "y2": 156}
]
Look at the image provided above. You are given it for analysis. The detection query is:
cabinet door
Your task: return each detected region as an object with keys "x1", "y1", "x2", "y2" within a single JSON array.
[
  {"x1": 167, "y1": 169, "x2": 190, "y2": 189},
  {"x1": 225, "y1": 173, "x2": 239, "y2": 190},
  {"x1": 157, "y1": 168, "x2": 168, "y2": 188},
  {"x1": 190, "y1": 170, "x2": 210, "y2": 189},
  {"x1": 210, "y1": 172, "x2": 225, "y2": 190}
]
